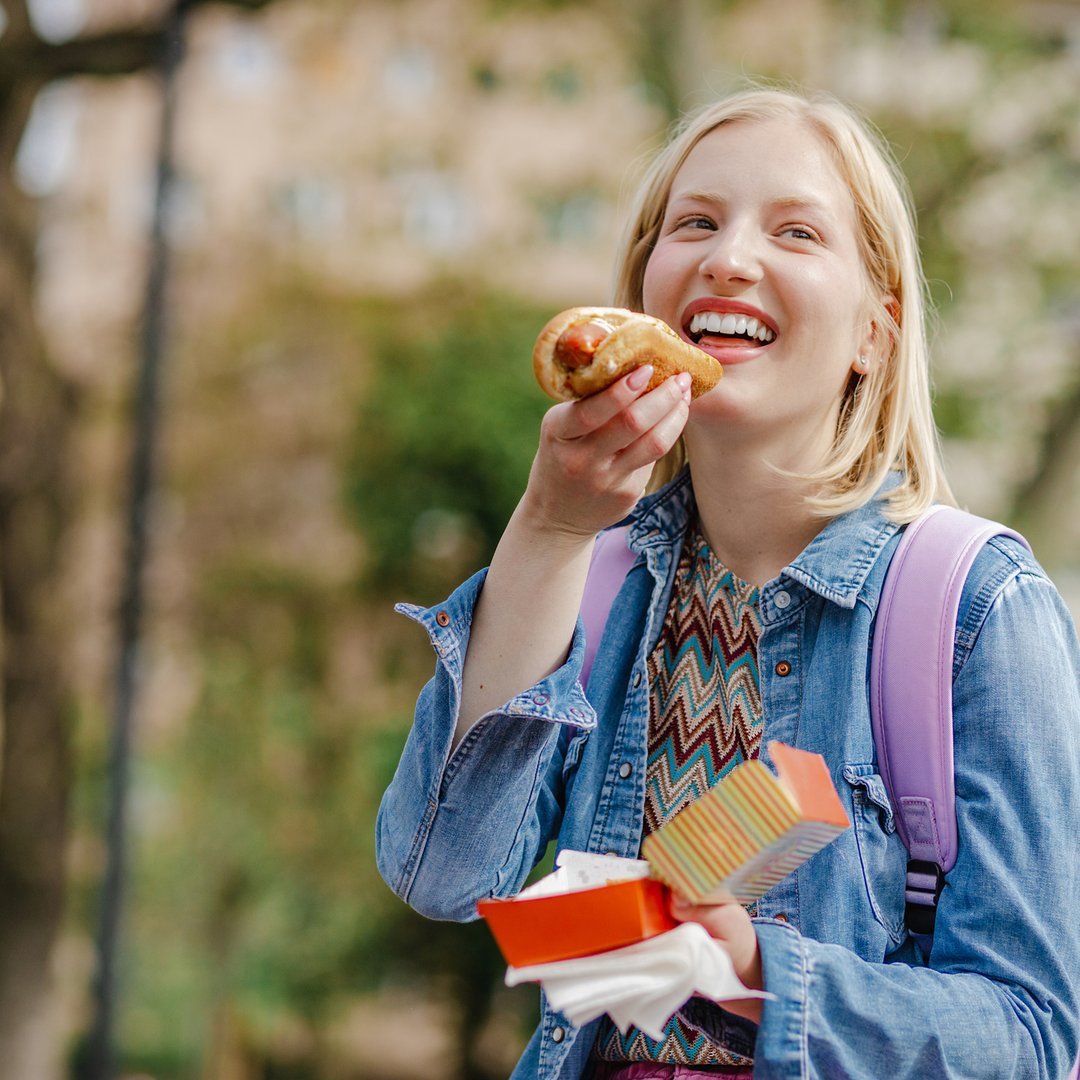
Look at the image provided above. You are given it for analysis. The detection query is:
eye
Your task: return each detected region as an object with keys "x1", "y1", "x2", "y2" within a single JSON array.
[
  {"x1": 670, "y1": 214, "x2": 716, "y2": 232},
  {"x1": 780, "y1": 224, "x2": 820, "y2": 243}
]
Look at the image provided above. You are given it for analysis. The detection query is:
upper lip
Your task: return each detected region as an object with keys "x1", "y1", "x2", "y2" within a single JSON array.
[{"x1": 681, "y1": 297, "x2": 778, "y2": 340}]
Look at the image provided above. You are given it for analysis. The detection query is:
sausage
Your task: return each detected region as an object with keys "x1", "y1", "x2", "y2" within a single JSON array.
[{"x1": 553, "y1": 319, "x2": 616, "y2": 370}]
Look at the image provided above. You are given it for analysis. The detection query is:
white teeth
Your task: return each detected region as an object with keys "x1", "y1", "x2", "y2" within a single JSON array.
[{"x1": 688, "y1": 311, "x2": 776, "y2": 343}]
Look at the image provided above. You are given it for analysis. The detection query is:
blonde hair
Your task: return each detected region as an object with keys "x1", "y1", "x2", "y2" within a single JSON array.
[{"x1": 613, "y1": 85, "x2": 954, "y2": 521}]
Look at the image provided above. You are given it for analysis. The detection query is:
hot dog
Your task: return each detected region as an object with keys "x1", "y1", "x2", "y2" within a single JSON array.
[{"x1": 533, "y1": 307, "x2": 722, "y2": 402}]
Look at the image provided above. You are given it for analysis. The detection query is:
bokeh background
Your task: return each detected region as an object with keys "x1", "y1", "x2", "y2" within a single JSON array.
[{"x1": 1, "y1": 0, "x2": 1078, "y2": 1077}]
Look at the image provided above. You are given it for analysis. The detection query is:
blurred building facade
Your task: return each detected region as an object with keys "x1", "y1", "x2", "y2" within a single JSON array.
[
  {"x1": 25, "y1": 0, "x2": 1080, "y2": 525},
  {"x1": 27, "y1": 0, "x2": 1080, "y2": 588}
]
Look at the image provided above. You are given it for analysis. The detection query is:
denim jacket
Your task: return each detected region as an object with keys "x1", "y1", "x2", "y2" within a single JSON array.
[{"x1": 377, "y1": 471, "x2": 1080, "y2": 1079}]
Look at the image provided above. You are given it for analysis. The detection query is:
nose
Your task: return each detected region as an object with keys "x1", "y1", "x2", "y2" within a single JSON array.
[{"x1": 697, "y1": 224, "x2": 763, "y2": 287}]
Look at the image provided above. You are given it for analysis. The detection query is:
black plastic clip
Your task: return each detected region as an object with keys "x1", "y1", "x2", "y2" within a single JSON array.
[{"x1": 904, "y1": 859, "x2": 945, "y2": 936}]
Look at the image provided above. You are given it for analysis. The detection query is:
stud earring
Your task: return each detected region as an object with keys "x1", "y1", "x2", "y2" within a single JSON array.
[{"x1": 855, "y1": 354, "x2": 870, "y2": 373}]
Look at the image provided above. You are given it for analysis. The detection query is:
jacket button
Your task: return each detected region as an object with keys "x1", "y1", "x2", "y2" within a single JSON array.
[
  {"x1": 551, "y1": 1025, "x2": 566, "y2": 1043},
  {"x1": 775, "y1": 590, "x2": 791, "y2": 609},
  {"x1": 618, "y1": 762, "x2": 633, "y2": 779},
  {"x1": 632, "y1": 672, "x2": 642, "y2": 688},
  {"x1": 775, "y1": 660, "x2": 792, "y2": 677},
  {"x1": 435, "y1": 611, "x2": 451, "y2": 627}
]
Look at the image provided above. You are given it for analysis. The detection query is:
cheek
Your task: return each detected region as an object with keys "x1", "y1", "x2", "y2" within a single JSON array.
[
  {"x1": 640, "y1": 257, "x2": 660, "y2": 313},
  {"x1": 641, "y1": 248, "x2": 678, "y2": 318},
  {"x1": 795, "y1": 264, "x2": 869, "y2": 350}
]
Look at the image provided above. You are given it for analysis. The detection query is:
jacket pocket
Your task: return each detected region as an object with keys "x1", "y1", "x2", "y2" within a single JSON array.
[{"x1": 842, "y1": 764, "x2": 907, "y2": 942}]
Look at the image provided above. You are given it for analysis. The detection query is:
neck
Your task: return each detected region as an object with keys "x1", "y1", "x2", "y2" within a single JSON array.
[{"x1": 684, "y1": 433, "x2": 833, "y2": 588}]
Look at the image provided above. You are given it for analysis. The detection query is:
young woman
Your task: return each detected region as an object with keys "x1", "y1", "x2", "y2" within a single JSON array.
[{"x1": 376, "y1": 86, "x2": 1080, "y2": 1079}]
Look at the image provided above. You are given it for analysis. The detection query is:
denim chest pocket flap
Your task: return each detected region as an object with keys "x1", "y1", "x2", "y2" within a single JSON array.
[{"x1": 842, "y1": 763, "x2": 907, "y2": 941}]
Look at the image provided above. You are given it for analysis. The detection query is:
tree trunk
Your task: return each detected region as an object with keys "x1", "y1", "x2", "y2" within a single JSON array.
[
  {"x1": 0, "y1": 90, "x2": 77, "y2": 1080},
  {"x1": 0, "y1": 5, "x2": 275, "y2": 1073}
]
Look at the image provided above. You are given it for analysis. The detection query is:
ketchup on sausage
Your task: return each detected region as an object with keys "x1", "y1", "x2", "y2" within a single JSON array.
[{"x1": 553, "y1": 319, "x2": 612, "y2": 370}]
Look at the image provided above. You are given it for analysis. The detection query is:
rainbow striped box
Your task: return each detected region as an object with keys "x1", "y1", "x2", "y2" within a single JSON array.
[{"x1": 641, "y1": 741, "x2": 850, "y2": 905}]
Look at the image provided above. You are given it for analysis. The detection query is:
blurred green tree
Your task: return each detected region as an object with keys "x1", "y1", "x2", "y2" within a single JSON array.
[{"x1": 346, "y1": 282, "x2": 553, "y2": 603}]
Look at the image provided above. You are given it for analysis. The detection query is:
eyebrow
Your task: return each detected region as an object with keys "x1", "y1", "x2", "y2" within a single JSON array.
[{"x1": 670, "y1": 189, "x2": 841, "y2": 222}]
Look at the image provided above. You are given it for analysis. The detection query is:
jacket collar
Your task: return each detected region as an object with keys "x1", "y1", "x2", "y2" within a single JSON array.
[{"x1": 626, "y1": 468, "x2": 902, "y2": 610}]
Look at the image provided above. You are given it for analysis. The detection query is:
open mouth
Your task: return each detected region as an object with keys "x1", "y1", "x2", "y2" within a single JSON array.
[{"x1": 687, "y1": 311, "x2": 776, "y2": 347}]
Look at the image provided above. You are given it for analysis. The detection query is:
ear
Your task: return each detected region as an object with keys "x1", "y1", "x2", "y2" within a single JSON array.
[{"x1": 852, "y1": 294, "x2": 899, "y2": 375}]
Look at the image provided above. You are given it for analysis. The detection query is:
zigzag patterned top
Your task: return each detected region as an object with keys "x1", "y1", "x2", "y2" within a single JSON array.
[
  {"x1": 595, "y1": 521, "x2": 763, "y2": 1071},
  {"x1": 643, "y1": 526, "x2": 764, "y2": 835}
]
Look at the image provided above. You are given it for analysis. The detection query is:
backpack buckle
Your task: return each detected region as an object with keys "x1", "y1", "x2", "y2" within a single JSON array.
[{"x1": 904, "y1": 859, "x2": 945, "y2": 935}]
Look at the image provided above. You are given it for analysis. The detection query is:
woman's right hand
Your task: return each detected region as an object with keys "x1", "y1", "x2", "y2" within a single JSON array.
[
  {"x1": 519, "y1": 365, "x2": 693, "y2": 542},
  {"x1": 454, "y1": 365, "x2": 690, "y2": 745}
]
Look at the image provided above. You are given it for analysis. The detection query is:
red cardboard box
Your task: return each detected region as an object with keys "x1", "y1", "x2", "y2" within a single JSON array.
[{"x1": 477, "y1": 876, "x2": 676, "y2": 967}]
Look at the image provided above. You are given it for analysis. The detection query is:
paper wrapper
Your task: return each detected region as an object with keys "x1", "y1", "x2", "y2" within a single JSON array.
[{"x1": 504, "y1": 922, "x2": 771, "y2": 1039}]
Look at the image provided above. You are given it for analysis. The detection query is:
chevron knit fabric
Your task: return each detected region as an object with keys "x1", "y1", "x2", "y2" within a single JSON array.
[{"x1": 594, "y1": 522, "x2": 763, "y2": 1071}]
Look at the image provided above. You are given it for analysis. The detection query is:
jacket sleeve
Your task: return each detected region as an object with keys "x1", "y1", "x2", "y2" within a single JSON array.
[
  {"x1": 753, "y1": 547, "x2": 1080, "y2": 1079},
  {"x1": 375, "y1": 568, "x2": 597, "y2": 922}
]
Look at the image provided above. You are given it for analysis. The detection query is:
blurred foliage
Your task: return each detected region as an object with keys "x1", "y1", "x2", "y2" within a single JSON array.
[
  {"x1": 118, "y1": 637, "x2": 387, "y2": 1070},
  {"x1": 346, "y1": 282, "x2": 553, "y2": 603},
  {"x1": 111, "y1": 574, "x2": 534, "y2": 1077}
]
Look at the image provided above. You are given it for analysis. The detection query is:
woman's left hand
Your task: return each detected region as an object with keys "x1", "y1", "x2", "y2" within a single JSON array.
[{"x1": 670, "y1": 896, "x2": 764, "y2": 1024}]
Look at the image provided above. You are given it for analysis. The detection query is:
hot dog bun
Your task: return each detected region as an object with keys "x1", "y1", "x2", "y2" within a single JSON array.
[{"x1": 533, "y1": 306, "x2": 723, "y2": 401}]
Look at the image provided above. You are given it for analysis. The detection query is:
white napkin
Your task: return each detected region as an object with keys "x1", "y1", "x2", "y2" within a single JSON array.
[
  {"x1": 515, "y1": 850, "x2": 651, "y2": 899},
  {"x1": 504, "y1": 922, "x2": 771, "y2": 1039}
]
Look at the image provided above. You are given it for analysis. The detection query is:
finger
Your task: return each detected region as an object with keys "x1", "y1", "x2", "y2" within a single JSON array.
[
  {"x1": 669, "y1": 897, "x2": 705, "y2": 920},
  {"x1": 588, "y1": 372, "x2": 690, "y2": 455},
  {"x1": 558, "y1": 365, "x2": 656, "y2": 439},
  {"x1": 608, "y1": 392, "x2": 690, "y2": 473},
  {"x1": 669, "y1": 897, "x2": 740, "y2": 928}
]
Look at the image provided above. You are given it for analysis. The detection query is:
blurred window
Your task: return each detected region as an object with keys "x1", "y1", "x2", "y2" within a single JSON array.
[
  {"x1": 393, "y1": 166, "x2": 472, "y2": 252},
  {"x1": 544, "y1": 63, "x2": 583, "y2": 100},
  {"x1": 213, "y1": 23, "x2": 282, "y2": 94},
  {"x1": 15, "y1": 82, "x2": 81, "y2": 197},
  {"x1": 274, "y1": 178, "x2": 347, "y2": 239},
  {"x1": 165, "y1": 174, "x2": 207, "y2": 247},
  {"x1": 535, "y1": 190, "x2": 602, "y2": 245},
  {"x1": 382, "y1": 44, "x2": 439, "y2": 108},
  {"x1": 28, "y1": 0, "x2": 86, "y2": 43}
]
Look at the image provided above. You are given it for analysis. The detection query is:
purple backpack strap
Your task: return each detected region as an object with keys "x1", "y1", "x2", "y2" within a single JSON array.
[
  {"x1": 580, "y1": 526, "x2": 636, "y2": 689},
  {"x1": 871, "y1": 505, "x2": 1028, "y2": 938}
]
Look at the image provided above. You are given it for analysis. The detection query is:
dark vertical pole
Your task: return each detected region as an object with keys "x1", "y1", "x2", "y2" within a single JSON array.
[{"x1": 79, "y1": 3, "x2": 189, "y2": 1078}]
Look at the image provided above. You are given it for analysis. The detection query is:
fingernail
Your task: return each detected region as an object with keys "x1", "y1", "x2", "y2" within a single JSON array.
[
  {"x1": 627, "y1": 365, "x2": 653, "y2": 390},
  {"x1": 676, "y1": 373, "x2": 692, "y2": 393}
]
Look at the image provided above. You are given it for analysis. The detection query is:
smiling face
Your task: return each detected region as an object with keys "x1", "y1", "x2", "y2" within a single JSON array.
[{"x1": 642, "y1": 115, "x2": 877, "y2": 462}]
